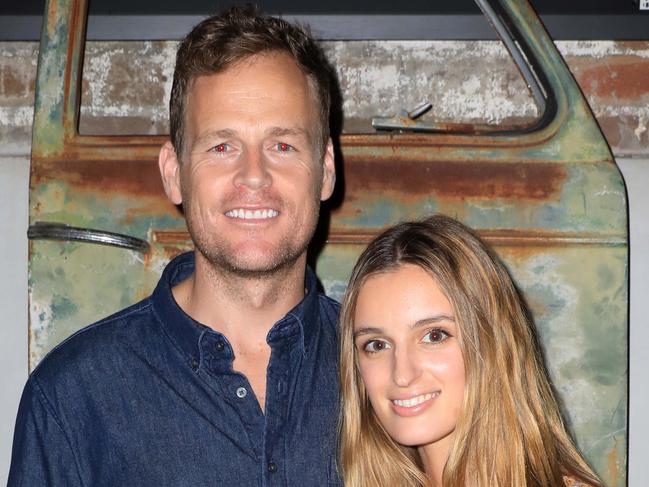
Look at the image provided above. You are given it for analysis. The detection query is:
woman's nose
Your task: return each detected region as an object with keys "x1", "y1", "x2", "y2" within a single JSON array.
[{"x1": 392, "y1": 347, "x2": 421, "y2": 387}]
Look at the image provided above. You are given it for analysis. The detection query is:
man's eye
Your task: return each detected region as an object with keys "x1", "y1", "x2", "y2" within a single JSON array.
[
  {"x1": 210, "y1": 143, "x2": 229, "y2": 153},
  {"x1": 363, "y1": 340, "x2": 391, "y2": 353},
  {"x1": 275, "y1": 142, "x2": 293, "y2": 152},
  {"x1": 422, "y1": 329, "x2": 450, "y2": 344}
]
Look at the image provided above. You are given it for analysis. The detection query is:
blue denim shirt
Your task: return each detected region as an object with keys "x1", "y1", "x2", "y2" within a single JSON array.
[{"x1": 8, "y1": 252, "x2": 341, "y2": 486}]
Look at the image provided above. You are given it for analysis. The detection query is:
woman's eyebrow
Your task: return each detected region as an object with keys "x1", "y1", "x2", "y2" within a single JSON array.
[
  {"x1": 410, "y1": 314, "x2": 455, "y2": 329},
  {"x1": 353, "y1": 315, "x2": 456, "y2": 339},
  {"x1": 353, "y1": 327, "x2": 383, "y2": 339}
]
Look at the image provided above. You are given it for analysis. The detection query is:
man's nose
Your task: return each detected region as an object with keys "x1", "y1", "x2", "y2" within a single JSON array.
[
  {"x1": 392, "y1": 347, "x2": 420, "y2": 388},
  {"x1": 234, "y1": 148, "x2": 271, "y2": 190}
]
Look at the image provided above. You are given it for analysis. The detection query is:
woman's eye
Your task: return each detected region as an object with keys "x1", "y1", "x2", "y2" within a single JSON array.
[
  {"x1": 363, "y1": 340, "x2": 391, "y2": 353},
  {"x1": 422, "y1": 329, "x2": 450, "y2": 344}
]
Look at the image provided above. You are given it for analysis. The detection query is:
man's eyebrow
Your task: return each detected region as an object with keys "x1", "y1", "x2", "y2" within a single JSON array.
[
  {"x1": 192, "y1": 129, "x2": 237, "y2": 147},
  {"x1": 191, "y1": 127, "x2": 311, "y2": 148},
  {"x1": 266, "y1": 126, "x2": 311, "y2": 139}
]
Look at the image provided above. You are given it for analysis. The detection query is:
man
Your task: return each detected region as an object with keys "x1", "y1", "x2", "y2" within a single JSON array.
[{"x1": 9, "y1": 7, "x2": 339, "y2": 486}]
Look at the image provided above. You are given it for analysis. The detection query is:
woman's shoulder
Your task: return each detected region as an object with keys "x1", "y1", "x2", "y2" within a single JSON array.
[{"x1": 563, "y1": 475, "x2": 595, "y2": 487}]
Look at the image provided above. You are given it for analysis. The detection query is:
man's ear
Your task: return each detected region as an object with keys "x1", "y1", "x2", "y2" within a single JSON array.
[
  {"x1": 158, "y1": 141, "x2": 183, "y2": 205},
  {"x1": 320, "y1": 139, "x2": 336, "y2": 202}
]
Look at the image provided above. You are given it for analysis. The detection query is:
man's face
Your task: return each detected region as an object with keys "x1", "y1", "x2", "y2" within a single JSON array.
[{"x1": 160, "y1": 52, "x2": 335, "y2": 276}]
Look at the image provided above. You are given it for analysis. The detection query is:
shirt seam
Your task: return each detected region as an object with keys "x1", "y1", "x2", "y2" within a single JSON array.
[
  {"x1": 30, "y1": 376, "x2": 86, "y2": 487},
  {"x1": 31, "y1": 300, "x2": 152, "y2": 375},
  {"x1": 286, "y1": 311, "x2": 307, "y2": 356},
  {"x1": 151, "y1": 302, "x2": 200, "y2": 370}
]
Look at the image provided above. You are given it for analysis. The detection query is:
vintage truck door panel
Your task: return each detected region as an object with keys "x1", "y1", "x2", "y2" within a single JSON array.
[{"x1": 28, "y1": 0, "x2": 627, "y2": 484}]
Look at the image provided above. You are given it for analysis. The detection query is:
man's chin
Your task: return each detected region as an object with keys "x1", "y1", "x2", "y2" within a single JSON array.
[{"x1": 197, "y1": 247, "x2": 305, "y2": 278}]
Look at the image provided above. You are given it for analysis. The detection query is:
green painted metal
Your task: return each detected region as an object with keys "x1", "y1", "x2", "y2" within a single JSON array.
[{"x1": 28, "y1": 0, "x2": 627, "y2": 484}]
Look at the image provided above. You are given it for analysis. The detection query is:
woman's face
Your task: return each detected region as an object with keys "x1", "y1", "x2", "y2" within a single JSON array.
[{"x1": 353, "y1": 264, "x2": 465, "y2": 453}]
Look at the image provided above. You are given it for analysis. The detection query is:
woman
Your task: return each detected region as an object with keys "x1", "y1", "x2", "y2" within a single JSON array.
[{"x1": 338, "y1": 215, "x2": 602, "y2": 487}]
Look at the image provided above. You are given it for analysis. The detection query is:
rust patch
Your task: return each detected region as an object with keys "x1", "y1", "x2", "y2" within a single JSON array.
[
  {"x1": 596, "y1": 116, "x2": 622, "y2": 148},
  {"x1": 342, "y1": 158, "x2": 567, "y2": 200},
  {"x1": 324, "y1": 228, "x2": 623, "y2": 247},
  {"x1": 32, "y1": 158, "x2": 165, "y2": 198},
  {"x1": 151, "y1": 230, "x2": 194, "y2": 261},
  {"x1": 58, "y1": 0, "x2": 87, "y2": 140},
  {"x1": 571, "y1": 56, "x2": 649, "y2": 101},
  {"x1": 1, "y1": 68, "x2": 26, "y2": 97}
]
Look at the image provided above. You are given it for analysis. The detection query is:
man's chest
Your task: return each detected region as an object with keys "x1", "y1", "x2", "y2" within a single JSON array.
[{"x1": 64, "y1": 343, "x2": 340, "y2": 486}]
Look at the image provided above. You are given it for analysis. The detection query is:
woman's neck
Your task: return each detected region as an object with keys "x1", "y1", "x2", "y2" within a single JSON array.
[{"x1": 418, "y1": 432, "x2": 455, "y2": 487}]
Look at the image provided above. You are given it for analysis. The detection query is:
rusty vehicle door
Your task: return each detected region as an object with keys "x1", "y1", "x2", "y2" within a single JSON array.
[{"x1": 28, "y1": 0, "x2": 627, "y2": 484}]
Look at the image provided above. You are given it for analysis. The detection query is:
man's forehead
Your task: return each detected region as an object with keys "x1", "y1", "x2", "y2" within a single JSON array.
[
  {"x1": 189, "y1": 51, "x2": 307, "y2": 89},
  {"x1": 183, "y1": 53, "x2": 320, "y2": 139}
]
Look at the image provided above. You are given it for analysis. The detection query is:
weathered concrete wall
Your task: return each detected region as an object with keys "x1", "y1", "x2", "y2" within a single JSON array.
[
  {"x1": 75, "y1": 40, "x2": 649, "y2": 157},
  {"x1": 0, "y1": 42, "x2": 37, "y2": 155},
  {"x1": 3, "y1": 40, "x2": 648, "y2": 156},
  {"x1": 565, "y1": 42, "x2": 649, "y2": 157}
]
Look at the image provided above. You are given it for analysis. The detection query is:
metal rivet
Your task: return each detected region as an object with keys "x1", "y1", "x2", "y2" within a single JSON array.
[
  {"x1": 267, "y1": 462, "x2": 277, "y2": 473},
  {"x1": 215, "y1": 341, "x2": 225, "y2": 351},
  {"x1": 236, "y1": 387, "x2": 247, "y2": 398}
]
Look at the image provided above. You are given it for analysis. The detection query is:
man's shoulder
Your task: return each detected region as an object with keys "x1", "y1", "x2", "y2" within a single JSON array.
[
  {"x1": 316, "y1": 291, "x2": 341, "y2": 325},
  {"x1": 30, "y1": 297, "x2": 157, "y2": 386},
  {"x1": 317, "y1": 291, "x2": 341, "y2": 311}
]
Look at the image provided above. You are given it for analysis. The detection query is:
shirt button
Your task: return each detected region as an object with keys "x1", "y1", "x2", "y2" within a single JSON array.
[
  {"x1": 267, "y1": 462, "x2": 277, "y2": 473},
  {"x1": 236, "y1": 387, "x2": 247, "y2": 398},
  {"x1": 215, "y1": 341, "x2": 225, "y2": 351}
]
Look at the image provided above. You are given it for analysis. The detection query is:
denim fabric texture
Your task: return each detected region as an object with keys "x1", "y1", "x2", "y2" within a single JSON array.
[{"x1": 8, "y1": 252, "x2": 341, "y2": 486}]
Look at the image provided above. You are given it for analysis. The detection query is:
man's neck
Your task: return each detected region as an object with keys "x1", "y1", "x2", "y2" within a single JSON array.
[
  {"x1": 171, "y1": 251, "x2": 308, "y2": 411},
  {"x1": 172, "y1": 251, "x2": 307, "y2": 340}
]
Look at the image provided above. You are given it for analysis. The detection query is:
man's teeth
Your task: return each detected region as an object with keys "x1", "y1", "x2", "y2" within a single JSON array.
[
  {"x1": 225, "y1": 209, "x2": 279, "y2": 219},
  {"x1": 392, "y1": 392, "x2": 439, "y2": 408}
]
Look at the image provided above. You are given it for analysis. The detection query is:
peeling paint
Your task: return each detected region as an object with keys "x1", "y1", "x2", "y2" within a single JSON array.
[
  {"x1": 557, "y1": 40, "x2": 649, "y2": 60},
  {"x1": 634, "y1": 118, "x2": 647, "y2": 140},
  {"x1": 0, "y1": 107, "x2": 34, "y2": 126}
]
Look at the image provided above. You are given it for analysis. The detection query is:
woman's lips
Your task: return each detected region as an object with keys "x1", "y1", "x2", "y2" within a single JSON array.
[{"x1": 390, "y1": 391, "x2": 440, "y2": 416}]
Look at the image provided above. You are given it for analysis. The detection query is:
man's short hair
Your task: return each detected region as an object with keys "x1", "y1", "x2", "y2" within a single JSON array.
[{"x1": 170, "y1": 6, "x2": 333, "y2": 158}]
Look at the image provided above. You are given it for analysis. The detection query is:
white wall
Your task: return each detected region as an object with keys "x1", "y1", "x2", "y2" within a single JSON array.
[
  {"x1": 0, "y1": 158, "x2": 647, "y2": 484},
  {"x1": 620, "y1": 158, "x2": 649, "y2": 487},
  {"x1": 0, "y1": 156, "x2": 29, "y2": 485}
]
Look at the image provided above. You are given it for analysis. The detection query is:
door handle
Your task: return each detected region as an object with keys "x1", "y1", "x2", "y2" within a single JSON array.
[{"x1": 28, "y1": 221, "x2": 150, "y2": 253}]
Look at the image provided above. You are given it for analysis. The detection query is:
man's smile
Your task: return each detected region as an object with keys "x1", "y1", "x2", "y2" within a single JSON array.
[{"x1": 224, "y1": 208, "x2": 280, "y2": 220}]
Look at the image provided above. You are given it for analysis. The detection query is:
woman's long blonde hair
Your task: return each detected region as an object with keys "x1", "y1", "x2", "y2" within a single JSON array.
[{"x1": 338, "y1": 215, "x2": 602, "y2": 487}]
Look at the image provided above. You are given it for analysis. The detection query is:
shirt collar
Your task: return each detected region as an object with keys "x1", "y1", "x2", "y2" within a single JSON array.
[{"x1": 152, "y1": 251, "x2": 321, "y2": 365}]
